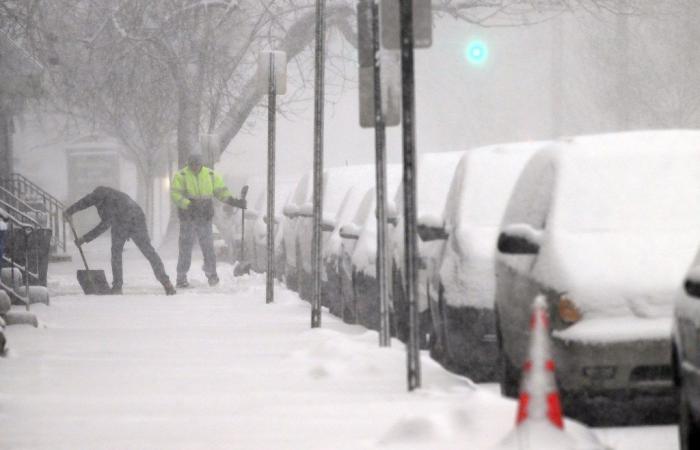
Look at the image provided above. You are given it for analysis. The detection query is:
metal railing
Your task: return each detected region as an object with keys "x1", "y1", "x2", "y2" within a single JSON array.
[
  {"x1": 0, "y1": 206, "x2": 50, "y2": 310},
  {"x1": 0, "y1": 173, "x2": 66, "y2": 253}
]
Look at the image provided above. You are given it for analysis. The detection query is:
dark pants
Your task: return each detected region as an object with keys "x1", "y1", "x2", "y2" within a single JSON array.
[
  {"x1": 176, "y1": 219, "x2": 217, "y2": 281},
  {"x1": 111, "y1": 220, "x2": 169, "y2": 289}
]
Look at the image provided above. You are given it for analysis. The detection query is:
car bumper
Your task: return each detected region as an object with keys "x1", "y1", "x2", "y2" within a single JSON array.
[{"x1": 551, "y1": 333, "x2": 672, "y2": 394}]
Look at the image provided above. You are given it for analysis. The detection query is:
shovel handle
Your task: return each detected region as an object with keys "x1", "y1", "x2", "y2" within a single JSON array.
[
  {"x1": 239, "y1": 185, "x2": 248, "y2": 261},
  {"x1": 66, "y1": 216, "x2": 90, "y2": 271}
]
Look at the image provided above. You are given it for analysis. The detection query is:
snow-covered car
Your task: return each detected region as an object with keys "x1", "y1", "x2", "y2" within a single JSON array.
[
  {"x1": 280, "y1": 172, "x2": 312, "y2": 291},
  {"x1": 238, "y1": 176, "x2": 267, "y2": 269},
  {"x1": 390, "y1": 151, "x2": 464, "y2": 344},
  {"x1": 293, "y1": 165, "x2": 376, "y2": 300},
  {"x1": 496, "y1": 130, "x2": 700, "y2": 425},
  {"x1": 331, "y1": 166, "x2": 401, "y2": 324},
  {"x1": 322, "y1": 184, "x2": 374, "y2": 318},
  {"x1": 250, "y1": 179, "x2": 297, "y2": 273},
  {"x1": 673, "y1": 256, "x2": 700, "y2": 449},
  {"x1": 422, "y1": 142, "x2": 545, "y2": 382}
]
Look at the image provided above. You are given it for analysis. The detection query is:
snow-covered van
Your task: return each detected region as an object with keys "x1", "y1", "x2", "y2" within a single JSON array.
[
  {"x1": 342, "y1": 168, "x2": 402, "y2": 328},
  {"x1": 280, "y1": 172, "x2": 312, "y2": 291},
  {"x1": 251, "y1": 178, "x2": 297, "y2": 273},
  {"x1": 423, "y1": 142, "x2": 545, "y2": 381},
  {"x1": 321, "y1": 164, "x2": 400, "y2": 321},
  {"x1": 294, "y1": 165, "x2": 376, "y2": 300},
  {"x1": 391, "y1": 151, "x2": 464, "y2": 345},
  {"x1": 496, "y1": 130, "x2": 700, "y2": 425}
]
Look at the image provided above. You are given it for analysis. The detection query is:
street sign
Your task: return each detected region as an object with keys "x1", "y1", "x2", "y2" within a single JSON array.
[
  {"x1": 257, "y1": 51, "x2": 287, "y2": 95},
  {"x1": 359, "y1": 56, "x2": 401, "y2": 128},
  {"x1": 381, "y1": 0, "x2": 432, "y2": 50}
]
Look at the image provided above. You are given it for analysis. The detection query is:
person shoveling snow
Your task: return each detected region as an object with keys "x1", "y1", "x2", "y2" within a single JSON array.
[{"x1": 65, "y1": 186, "x2": 176, "y2": 296}]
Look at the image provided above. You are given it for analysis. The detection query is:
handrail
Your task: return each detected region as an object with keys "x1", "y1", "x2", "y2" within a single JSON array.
[
  {"x1": 3, "y1": 173, "x2": 64, "y2": 208},
  {"x1": 0, "y1": 173, "x2": 67, "y2": 253},
  {"x1": 0, "y1": 198, "x2": 40, "y2": 228},
  {"x1": 0, "y1": 185, "x2": 42, "y2": 215}
]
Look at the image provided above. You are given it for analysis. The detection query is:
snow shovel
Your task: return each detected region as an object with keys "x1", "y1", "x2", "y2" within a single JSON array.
[
  {"x1": 234, "y1": 185, "x2": 251, "y2": 277},
  {"x1": 67, "y1": 217, "x2": 110, "y2": 295}
]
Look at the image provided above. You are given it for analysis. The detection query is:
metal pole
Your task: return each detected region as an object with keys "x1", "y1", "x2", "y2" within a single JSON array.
[
  {"x1": 400, "y1": 0, "x2": 421, "y2": 390},
  {"x1": 266, "y1": 53, "x2": 277, "y2": 304},
  {"x1": 311, "y1": 0, "x2": 326, "y2": 328},
  {"x1": 371, "y1": 0, "x2": 390, "y2": 347}
]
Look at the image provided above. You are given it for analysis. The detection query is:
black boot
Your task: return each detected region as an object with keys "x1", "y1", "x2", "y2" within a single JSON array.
[
  {"x1": 162, "y1": 278, "x2": 176, "y2": 295},
  {"x1": 110, "y1": 285, "x2": 122, "y2": 295},
  {"x1": 207, "y1": 274, "x2": 220, "y2": 286},
  {"x1": 176, "y1": 275, "x2": 189, "y2": 288}
]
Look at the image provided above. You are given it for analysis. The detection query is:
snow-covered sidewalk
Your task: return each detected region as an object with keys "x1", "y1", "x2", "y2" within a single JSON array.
[{"x1": 0, "y1": 243, "x2": 678, "y2": 449}]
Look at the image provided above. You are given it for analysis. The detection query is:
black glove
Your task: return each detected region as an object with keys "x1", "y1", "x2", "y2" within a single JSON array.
[{"x1": 227, "y1": 197, "x2": 247, "y2": 210}]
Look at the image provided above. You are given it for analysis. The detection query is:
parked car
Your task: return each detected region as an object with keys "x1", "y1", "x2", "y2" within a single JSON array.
[
  {"x1": 496, "y1": 130, "x2": 700, "y2": 425},
  {"x1": 390, "y1": 151, "x2": 464, "y2": 345},
  {"x1": 673, "y1": 254, "x2": 700, "y2": 450},
  {"x1": 293, "y1": 165, "x2": 376, "y2": 300},
  {"x1": 330, "y1": 166, "x2": 401, "y2": 324},
  {"x1": 280, "y1": 172, "x2": 312, "y2": 291},
  {"x1": 251, "y1": 179, "x2": 297, "y2": 273},
  {"x1": 420, "y1": 142, "x2": 545, "y2": 382},
  {"x1": 322, "y1": 184, "x2": 374, "y2": 318}
]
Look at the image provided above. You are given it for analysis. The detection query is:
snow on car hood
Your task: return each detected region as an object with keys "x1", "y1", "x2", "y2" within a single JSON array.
[{"x1": 531, "y1": 230, "x2": 700, "y2": 320}]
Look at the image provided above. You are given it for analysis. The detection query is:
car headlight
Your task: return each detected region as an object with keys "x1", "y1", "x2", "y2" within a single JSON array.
[{"x1": 558, "y1": 295, "x2": 582, "y2": 324}]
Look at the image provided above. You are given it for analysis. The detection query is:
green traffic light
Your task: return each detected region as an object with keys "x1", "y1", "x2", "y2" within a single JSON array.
[{"x1": 466, "y1": 40, "x2": 489, "y2": 66}]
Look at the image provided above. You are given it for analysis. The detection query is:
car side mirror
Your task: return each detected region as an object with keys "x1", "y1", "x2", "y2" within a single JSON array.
[
  {"x1": 497, "y1": 224, "x2": 542, "y2": 255},
  {"x1": 298, "y1": 203, "x2": 314, "y2": 218},
  {"x1": 282, "y1": 204, "x2": 298, "y2": 218},
  {"x1": 417, "y1": 222, "x2": 449, "y2": 242},
  {"x1": 685, "y1": 267, "x2": 700, "y2": 298},
  {"x1": 339, "y1": 224, "x2": 360, "y2": 240}
]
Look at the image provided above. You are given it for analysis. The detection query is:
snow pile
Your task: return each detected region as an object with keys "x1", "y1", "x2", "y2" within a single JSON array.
[{"x1": 0, "y1": 248, "x2": 677, "y2": 449}]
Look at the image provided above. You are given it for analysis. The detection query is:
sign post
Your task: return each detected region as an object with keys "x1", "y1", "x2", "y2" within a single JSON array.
[
  {"x1": 259, "y1": 51, "x2": 287, "y2": 304},
  {"x1": 311, "y1": 0, "x2": 326, "y2": 328},
  {"x1": 399, "y1": 0, "x2": 422, "y2": 391}
]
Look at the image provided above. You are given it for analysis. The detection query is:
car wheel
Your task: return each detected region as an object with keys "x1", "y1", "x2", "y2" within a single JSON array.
[
  {"x1": 680, "y1": 384, "x2": 700, "y2": 450},
  {"x1": 495, "y1": 310, "x2": 520, "y2": 398}
]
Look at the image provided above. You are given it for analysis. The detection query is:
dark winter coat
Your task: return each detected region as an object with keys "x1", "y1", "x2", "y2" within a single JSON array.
[{"x1": 65, "y1": 186, "x2": 147, "y2": 243}]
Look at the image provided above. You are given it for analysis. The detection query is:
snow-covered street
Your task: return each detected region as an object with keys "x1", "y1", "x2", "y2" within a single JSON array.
[{"x1": 0, "y1": 242, "x2": 678, "y2": 449}]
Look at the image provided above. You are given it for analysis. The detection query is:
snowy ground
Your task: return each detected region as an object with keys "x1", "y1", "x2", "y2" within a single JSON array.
[{"x1": 0, "y1": 238, "x2": 679, "y2": 449}]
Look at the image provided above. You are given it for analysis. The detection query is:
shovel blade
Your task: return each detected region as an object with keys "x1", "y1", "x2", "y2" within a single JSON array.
[{"x1": 77, "y1": 270, "x2": 111, "y2": 295}]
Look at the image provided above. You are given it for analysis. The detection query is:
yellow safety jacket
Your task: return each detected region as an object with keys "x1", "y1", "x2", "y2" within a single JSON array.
[{"x1": 171, "y1": 166, "x2": 232, "y2": 219}]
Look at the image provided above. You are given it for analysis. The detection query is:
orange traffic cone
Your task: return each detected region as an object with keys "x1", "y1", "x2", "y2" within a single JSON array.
[
  {"x1": 515, "y1": 295, "x2": 564, "y2": 429},
  {"x1": 494, "y1": 296, "x2": 603, "y2": 450}
]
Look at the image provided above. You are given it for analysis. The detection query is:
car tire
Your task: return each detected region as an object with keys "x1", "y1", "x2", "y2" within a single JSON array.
[
  {"x1": 680, "y1": 384, "x2": 700, "y2": 450},
  {"x1": 495, "y1": 310, "x2": 520, "y2": 398}
]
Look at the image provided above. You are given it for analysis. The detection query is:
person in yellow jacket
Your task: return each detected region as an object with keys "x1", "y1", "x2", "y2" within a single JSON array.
[{"x1": 171, "y1": 153, "x2": 246, "y2": 287}]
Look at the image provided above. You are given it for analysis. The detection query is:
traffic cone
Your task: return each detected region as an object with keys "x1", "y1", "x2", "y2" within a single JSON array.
[
  {"x1": 494, "y1": 296, "x2": 604, "y2": 450},
  {"x1": 515, "y1": 294, "x2": 564, "y2": 429}
]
